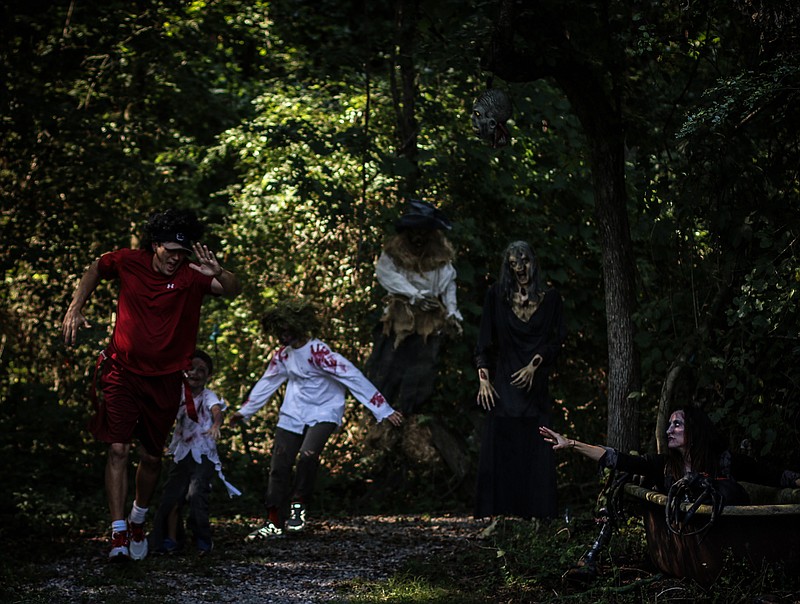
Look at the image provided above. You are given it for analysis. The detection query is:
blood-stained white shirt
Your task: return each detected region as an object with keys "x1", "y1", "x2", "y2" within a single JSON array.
[
  {"x1": 237, "y1": 339, "x2": 395, "y2": 434},
  {"x1": 375, "y1": 252, "x2": 463, "y2": 320},
  {"x1": 168, "y1": 387, "x2": 241, "y2": 497}
]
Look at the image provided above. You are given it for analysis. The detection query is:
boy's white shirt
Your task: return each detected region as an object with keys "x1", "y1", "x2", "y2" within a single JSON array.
[
  {"x1": 237, "y1": 338, "x2": 394, "y2": 433},
  {"x1": 170, "y1": 387, "x2": 241, "y2": 497}
]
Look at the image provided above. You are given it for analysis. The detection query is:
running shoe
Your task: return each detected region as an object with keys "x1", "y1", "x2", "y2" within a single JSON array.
[
  {"x1": 246, "y1": 520, "x2": 284, "y2": 540},
  {"x1": 128, "y1": 519, "x2": 149, "y2": 560},
  {"x1": 152, "y1": 536, "x2": 179, "y2": 555},
  {"x1": 197, "y1": 538, "x2": 214, "y2": 556},
  {"x1": 285, "y1": 502, "x2": 306, "y2": 532},
  {"x1": 108, "y1": 529, "x2": 130, "y2": 562}
]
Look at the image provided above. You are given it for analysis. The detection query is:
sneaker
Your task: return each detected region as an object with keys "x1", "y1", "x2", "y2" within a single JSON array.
[
  {"x1": 286, "y1": 502, "x2": 306, "y2": 533},
  {"x1": 197, "y1": 538, "x2": 213, "y2": 556},
  {"x1": 152, "y1": 536, "x2": 179, "y2": 555},
  {"x1": 128, "y1": 519, "x2": 149, "y2": 561},
  {"x1": 246, "y1": 520, "x2": 284, "y2": 540},
  {"x1": 108, "y1": 530, "x2": 130, "y2": 561}
]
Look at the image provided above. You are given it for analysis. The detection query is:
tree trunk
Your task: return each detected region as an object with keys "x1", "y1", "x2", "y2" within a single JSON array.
[
  {"x1": 566, "y1": 96, "x2": 641, "y2": 453},
  {"x1": 588, "y1": 135, "x2": 640, "y2": 452}
]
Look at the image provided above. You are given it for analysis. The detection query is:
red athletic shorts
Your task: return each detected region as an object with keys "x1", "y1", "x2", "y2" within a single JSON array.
[{"x1": 90, "y1": 358, "x2": 183, "y2": 456}]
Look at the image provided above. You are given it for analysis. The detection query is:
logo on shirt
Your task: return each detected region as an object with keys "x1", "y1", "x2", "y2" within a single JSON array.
[
  {"x1": 167, "y1": 283, "x2": 175, "y2": 289},
  {"x1": 370, "y1": 392, "x2": 386, "y2": 407}
]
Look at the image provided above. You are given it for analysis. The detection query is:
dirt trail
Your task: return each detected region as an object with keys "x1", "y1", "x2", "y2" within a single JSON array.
[{"x1": 16, "y1": 515, "x2": 489, "y2": 603}]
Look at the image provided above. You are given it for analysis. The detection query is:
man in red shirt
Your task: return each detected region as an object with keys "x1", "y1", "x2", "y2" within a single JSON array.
[{"x1": 62, "y1": 208, "x2": 241, "y2": 562}]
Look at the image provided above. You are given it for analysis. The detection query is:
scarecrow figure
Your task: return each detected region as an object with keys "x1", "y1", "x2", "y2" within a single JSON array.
[{"x1": 366, "y1": 199, "x2": 463, "y2": 415}]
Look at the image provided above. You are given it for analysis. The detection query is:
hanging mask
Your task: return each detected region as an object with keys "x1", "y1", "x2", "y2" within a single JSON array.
[{"x1": 471, "y1": 89, "x2": 512, "y2": 148}]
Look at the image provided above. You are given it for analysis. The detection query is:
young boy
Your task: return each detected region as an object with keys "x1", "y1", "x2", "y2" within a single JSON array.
[
  {"x1": 149, "y1": 349, "x2": 240, "y2": 555},
  {"x1": 231, "y1": 299, "x2": 403, "y2": 538}
]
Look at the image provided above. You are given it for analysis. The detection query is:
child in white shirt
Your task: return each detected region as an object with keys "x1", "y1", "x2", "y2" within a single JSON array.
[
  {"x1": 150, "y1": 349, "x2": 240, "y2": 554},
  {"x1": 232, "y1": 300, "x2": 403, "y2": 538}
]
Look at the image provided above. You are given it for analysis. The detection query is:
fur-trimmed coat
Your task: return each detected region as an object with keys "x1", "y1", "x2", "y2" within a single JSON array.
[{"x1": 376, "y1": 233, "x2": 462, "y2": 347}]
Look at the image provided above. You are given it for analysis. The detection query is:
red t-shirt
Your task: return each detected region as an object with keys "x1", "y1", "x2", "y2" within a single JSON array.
[{"x1": 97, "y1": 248, "x2": 215, "y2": 375}]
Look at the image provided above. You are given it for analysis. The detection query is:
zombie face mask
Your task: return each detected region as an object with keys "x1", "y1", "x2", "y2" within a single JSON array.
[
  {"x1": 508, "y1": 250, "x2": 533, "y2": 287},
  {"x1": 471, "y1": 89, "x2": 512, "y2": 148}
]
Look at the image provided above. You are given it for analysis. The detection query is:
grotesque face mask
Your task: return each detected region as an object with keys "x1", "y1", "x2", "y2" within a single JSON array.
[
  {"x1": 508, "y1": 251, "x2": 533, "y2": 288},
  {"x1": 471, "y1": 89, "x2": 512, "y2": 148}
]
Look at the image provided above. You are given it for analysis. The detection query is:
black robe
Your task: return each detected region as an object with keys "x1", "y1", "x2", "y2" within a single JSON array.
[{"x1": 474, "y1": 285, "x2": 566, "y2": 519}]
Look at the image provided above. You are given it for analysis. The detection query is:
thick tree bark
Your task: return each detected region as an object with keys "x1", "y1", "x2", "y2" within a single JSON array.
[
  {"x1": 558, "y1": 72, "x2": 641, "y2": 452},
  {"x1": 584, "y1": 132, "x2": 640, "y2": 452}
]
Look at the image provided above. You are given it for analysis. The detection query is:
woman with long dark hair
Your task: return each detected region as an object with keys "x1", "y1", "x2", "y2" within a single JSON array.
[{"x1": 540, "y1": 407, "x2": 800, "y2": 503}]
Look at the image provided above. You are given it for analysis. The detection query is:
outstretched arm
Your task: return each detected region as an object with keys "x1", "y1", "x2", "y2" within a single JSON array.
[
  {"x1": 204, "y1": 404, "x2": 223, "y2": 439},
  {"x1": 62, "y1": 259, "x2": 101, "y2": 346},
  {"x1": 233, "y1": 353, "x2": 288, "y2": 422},
  {"x1": 190, "y1": 242, "x2": 242, "y2": 298},
  {"x1": 384, "y1": 410, "x2": 404, "y2": 426},
  {"x1": 539, "y1": 426, "x2": 607, "y2": 462}
]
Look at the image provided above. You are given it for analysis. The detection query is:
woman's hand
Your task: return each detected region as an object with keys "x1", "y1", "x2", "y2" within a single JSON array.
[
  {"x1": 511, "y1": 354, "x2": 543, "y2": 391},
  {"x1": 540, "y1": 425, "x2": 606, "y2": 460},
  {"x1": 539, "y1": 426, "x2": 571, "y2": 450},
  {"x1": 477, "y1": 368, "x2": 498, "y2": 410}
]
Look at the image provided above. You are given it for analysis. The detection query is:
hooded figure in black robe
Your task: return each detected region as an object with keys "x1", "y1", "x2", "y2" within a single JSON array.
[{"x1": 474, "y1": 241, "x2": 566, "y2": 519}]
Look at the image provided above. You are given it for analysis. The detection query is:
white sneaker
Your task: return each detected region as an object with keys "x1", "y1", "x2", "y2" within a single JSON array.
[
  {"x1": 246, "y1": 520, "x2": 284, "y2": 540},
  {"x1": 128, "y1": 519, "x2": 149, "y2": 560},
  {"x1": 108, "y1": 530, "x2": 130, "y2": 562}
]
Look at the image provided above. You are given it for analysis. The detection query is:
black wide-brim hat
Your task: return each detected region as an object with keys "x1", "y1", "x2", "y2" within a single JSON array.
[{"x1": 395, "y1": 199, "x2": 452, "y2": 232}]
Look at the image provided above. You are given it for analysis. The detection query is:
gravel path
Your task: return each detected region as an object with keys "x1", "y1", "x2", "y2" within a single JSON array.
[{"x1": 15, "y1": 515, "x2": 490, "y2": 603}]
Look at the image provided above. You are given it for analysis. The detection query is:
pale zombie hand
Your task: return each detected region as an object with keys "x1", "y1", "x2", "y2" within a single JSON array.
[
  {"x1": 477, "y1": 368, "x2": 497, "y2": 410},
  {"x1": 446, "y1": 315, "x2": 463, "y2": 337},
  {"x1": 190, "y1": 242, "x2": 223, "y2": 278},
  {"x1": 510, "y1": 354, "x2": 543, "y2": 391},
  {"x1": 416, "y1": 295, "x2": 439, "y2": 311}
]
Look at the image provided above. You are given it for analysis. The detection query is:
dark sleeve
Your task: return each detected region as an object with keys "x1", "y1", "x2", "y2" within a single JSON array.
[
  {"x1": 541, "y1": 289, "x2": 566, "y2": 366},
  {"x1": 474, "y1": 287, "x2": 496, "y2": 370},
  {"x1": 730, "y1": 454, "x2": 800, "y2": 488},
  {"x1": 600, "y1": 449, "x2": 666, "y2": 485}
]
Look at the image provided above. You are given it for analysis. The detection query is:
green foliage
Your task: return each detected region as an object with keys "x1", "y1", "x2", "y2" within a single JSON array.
[{"x1": 3, "y1": 0, "x2": 800, "y2": 558}]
